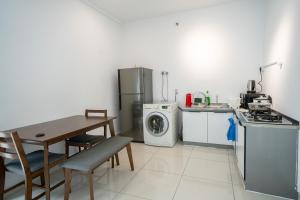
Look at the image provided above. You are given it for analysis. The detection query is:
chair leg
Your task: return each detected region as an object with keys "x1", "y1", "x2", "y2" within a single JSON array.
[
  {"x1": 78, "y1": 147, "x2": 81, "y2": 153},
  {"x1": 64, "y1": 169, "x2": 71, "y2": 200},
  {"x1": 104, "y1": 125, "x2": 107, "y2": 138},
  {"x1": 88, "y1": 173, "x2": 94, "y2": 200},
  {"x1": 126, "y1": 144, "x2": 134, "y2": 171},
  {"x1": 40, "y1": 173, "x2": 45, "y2": 186},
  {"x1": 24, "y1": 176, "x2": 32, "y2": 200},
  {"x1": 111, "y1": 156, "x2": 114, "y2": 168},
  {"x1": 65, "y1": 140, "x2": 70, "y2": 158},
  {"x1": 0, "y1": 158, "x2": 5, "y2": 200}
]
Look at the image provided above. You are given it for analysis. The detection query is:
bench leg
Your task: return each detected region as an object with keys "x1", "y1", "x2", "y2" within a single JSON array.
[
  {"x1": 126, "y1": 144, "x2": 134, "y2": 171},
  {"x1": 111, "y1": 156, "x2": 114, "y2": 168},
  {"x1": 88, "y1": 173, "x2": 94, "y2": 200},
  {"x1": 64, "y1": 169, "x2": 71, "y2": 200},
  {"x1": 115, "y1": 154, "x2": 120, "y2": 166}
]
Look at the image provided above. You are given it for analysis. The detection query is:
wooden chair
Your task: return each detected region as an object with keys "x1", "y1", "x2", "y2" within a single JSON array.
[
  {"x1": 65, "y1": 109, "x2": 119, "y2": 167},
  {"x1": 65, "y1": 109, "x2": 108, "y2": 156},
  {"x1": 0, "y1": 131, "x2": 65, "y2": 200}
]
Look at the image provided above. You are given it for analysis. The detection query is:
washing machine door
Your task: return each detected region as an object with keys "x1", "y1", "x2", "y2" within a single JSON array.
[{"x1": 146, "y1": 112, "x2": 169, "y2": 137}]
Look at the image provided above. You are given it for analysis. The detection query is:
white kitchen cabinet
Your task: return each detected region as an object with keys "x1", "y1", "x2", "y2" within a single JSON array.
[
  {"x1": 182, "y1": 112, "x2": 208, "y2": 143},
  {"x1": 207, "y1": 112, "x2": 232, "y2": 145},
  {"x1": 236, "y1": 119, "x2": 245, "y2": 179}
]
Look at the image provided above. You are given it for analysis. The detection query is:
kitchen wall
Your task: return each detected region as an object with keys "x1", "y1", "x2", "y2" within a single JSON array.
[
  {"x1": 263, "y1": 0, "x2": 300, "y2": 121},
  {"x1": 262, "y1": 0, "x2": 300, "y2": 191},
  {"x1": 0, "y1": 0, "x2": 121, "y2": 187},
  {"x1": 119, "y1": 0, "x2": 265, "y2": 105}
]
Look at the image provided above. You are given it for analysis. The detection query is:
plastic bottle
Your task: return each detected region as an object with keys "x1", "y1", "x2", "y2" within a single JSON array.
[{"x1": 205, "y1": 91, "x2": 211, "y2": 106}]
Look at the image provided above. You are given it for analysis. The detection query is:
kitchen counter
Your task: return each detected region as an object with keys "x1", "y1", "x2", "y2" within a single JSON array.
[
  {"x1": 235, "y1": 109, "x2": 300, "y2": 130},
  {"x1": 179, "y1": 103, "x2": 234, "y2": 113}
]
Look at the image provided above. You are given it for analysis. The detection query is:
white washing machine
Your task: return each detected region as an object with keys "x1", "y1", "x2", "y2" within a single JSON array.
[{"x1": 143, "y1": 103, "x2": 178, "y2": 147}]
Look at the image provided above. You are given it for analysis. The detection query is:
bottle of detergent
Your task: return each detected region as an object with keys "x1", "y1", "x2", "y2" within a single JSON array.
[{"x1": 205, "y1": 91, "x2": 211, "y2": 106}]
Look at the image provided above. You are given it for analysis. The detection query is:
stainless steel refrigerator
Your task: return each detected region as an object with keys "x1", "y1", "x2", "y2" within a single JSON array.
[{"x1": 118, "y1": 67, "x2": 153, "y2": 142}]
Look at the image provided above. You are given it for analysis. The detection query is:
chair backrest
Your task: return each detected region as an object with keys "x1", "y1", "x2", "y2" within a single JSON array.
[
  {"x1": 0, "y1": 132, "x2": 31, "y2": 175},
  {"x1": 85, "y1": 109, "x2": 107, "y2": 118}
]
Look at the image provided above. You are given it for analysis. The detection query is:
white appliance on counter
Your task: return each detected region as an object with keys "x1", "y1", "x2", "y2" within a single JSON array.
[{"x1": 143, "y1": 103, "x2": 178, "y2": 147}]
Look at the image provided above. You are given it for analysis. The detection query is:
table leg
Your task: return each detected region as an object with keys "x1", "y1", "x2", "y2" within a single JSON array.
[
  {"x1": 43, "y1": 144, "x2": 51, "y2": 200},
  {"x1": 108, "y1": 120, "x2": 120, "y2": 166},
  {"x1": 0, "y1": 157, "x2": 5, "y2": 200}
]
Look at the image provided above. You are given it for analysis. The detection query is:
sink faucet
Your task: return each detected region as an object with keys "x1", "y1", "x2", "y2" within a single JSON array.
[{"x1": 194, "y1": 91, "x2": 208, "y2": 106}]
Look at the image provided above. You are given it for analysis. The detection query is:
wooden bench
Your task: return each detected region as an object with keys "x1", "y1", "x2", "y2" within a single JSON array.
[{"x1": 60, "y1": 136, "x2": 134, "y2": 200}]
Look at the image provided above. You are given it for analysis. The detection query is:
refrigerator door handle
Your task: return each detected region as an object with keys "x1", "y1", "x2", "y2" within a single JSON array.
[
  {"x1": 118, "y1": 70, "x2": 122, "y2": 110},
  {"x1": 119, "y1": 95, "x2": 122, "y2": 110}
]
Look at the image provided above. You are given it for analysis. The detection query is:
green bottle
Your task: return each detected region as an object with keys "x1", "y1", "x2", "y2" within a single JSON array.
[{"x1": 205, "y1": 91, "x2": 211, "y2": 106}]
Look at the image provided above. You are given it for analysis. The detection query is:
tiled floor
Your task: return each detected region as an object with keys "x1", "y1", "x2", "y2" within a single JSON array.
[{"x1": 5, "y1": 142, "x2": 286, "y2": 200}]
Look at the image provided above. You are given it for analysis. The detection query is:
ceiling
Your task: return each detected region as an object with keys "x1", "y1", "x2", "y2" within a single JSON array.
[{"x1": 84, "y1": 0, "x2": 237, "y2": 23}]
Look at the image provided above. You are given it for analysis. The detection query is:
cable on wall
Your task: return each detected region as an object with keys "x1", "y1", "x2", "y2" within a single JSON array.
[{"x1": 161, "y1": 71, "x2": 169, "y2": 102}]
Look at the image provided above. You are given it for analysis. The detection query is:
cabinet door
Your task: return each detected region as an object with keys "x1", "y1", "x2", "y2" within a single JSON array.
[
  {"x1": 236, "y1": 122, "x2": 245, "y2": 178},
  {"x1": 208, "y1": 112, "x2": 232, "y2": 145},
  {"x1": 182, "y1": 112, "x2": 208, "y2": 143}
]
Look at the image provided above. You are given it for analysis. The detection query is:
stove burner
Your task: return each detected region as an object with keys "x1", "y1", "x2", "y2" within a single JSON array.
[
  {"x1": 243, "y1": 111, "x2": 283, "y2": 123},
  {"x1": 254, "y1": 113, "x2": 283, "y2": 122}
]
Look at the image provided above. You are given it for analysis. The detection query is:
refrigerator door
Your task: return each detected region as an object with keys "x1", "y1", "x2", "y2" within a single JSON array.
[
  {"x1": 118, "y1": 68, "x2": 143, "y2": 94},
  {"x1": 119, "y1": 94, "x2": 144, "y2": 142},
  {"x1": 142, "y1": 68, "x2": 153, "y2": 103}
]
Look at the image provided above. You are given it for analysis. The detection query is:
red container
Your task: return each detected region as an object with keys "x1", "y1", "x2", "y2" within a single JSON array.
[{"x1": 185, "y1": 93, "x2": 192, "y2": 107}]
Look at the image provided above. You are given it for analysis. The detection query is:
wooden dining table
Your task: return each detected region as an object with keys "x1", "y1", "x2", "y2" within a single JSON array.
[{"x1": 2, "y1": 115, "x2": 118, "y2": 200}]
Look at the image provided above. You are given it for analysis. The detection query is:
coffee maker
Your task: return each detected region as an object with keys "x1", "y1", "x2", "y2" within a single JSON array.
[{"x1": 240, "y1": 80, "x2": 272, "y2": 109}]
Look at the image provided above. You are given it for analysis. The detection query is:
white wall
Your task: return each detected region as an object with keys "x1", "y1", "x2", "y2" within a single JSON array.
[
  {"x1": 263, "y1": 0, "x2": 300, "y2": 121},
  {"x1": 262, "y1": 0, "x2": 300, "y2": 191},
  {"x1": 0, "y1": 0, "x2": 121, "y2": 130},
  {"x1": 0, "y1": 0, "x2": 121, "y2": 188},
  {"x1": 119, "y1": 0, "x2": 265, "y2": 104}
]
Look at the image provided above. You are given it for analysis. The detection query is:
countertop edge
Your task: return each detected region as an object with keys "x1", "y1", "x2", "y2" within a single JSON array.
[
  {"x1": 235, "y1": 110, "x2": 300, "y2": 130},
  {"x1": 179, "y1": 106, "x2": 234, "y2": 113}
]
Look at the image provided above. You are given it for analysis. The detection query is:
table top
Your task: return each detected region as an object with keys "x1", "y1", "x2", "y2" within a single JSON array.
[{"x1": 4, "y1": 115, "x2": 116, "y2": 145}]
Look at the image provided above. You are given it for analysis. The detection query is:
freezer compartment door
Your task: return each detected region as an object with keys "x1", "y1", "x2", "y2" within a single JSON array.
[
  {"x1": 118, "y1": 68, "x2": 143, "y2": 94},
  {"x1": 119, "y1": 94, "x2": 144, "y2": 141}
]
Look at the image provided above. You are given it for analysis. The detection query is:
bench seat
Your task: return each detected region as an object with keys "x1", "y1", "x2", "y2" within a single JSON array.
[{"x1": 61, "y1": 136, "x2": 133, "y2": 172}]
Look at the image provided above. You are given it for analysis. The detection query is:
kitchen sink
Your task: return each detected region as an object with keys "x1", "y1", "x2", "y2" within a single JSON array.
[{"x1": 192, "y1": 103, "x2": 230, "y2": 109}]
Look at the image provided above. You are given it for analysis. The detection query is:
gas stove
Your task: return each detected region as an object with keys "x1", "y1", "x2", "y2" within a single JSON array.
[{"x1": 240, "y1": 110, "x2": 293, "y2": 125}]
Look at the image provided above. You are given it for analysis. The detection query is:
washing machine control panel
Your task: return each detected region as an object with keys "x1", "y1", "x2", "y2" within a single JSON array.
[{"x1": 161, "y1": 105, "x2": 169, "y2": 110}]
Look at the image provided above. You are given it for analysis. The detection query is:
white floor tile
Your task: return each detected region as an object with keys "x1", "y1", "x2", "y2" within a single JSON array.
[
  {"x1": 184, "y1": 158, "x2": 231, "y2": 183},
  {"x1": 131, "y1": 142, "x2": 159, "y2": 154},
  {"x1": 144, "y1": 155, "x2": 188, "y2": 174},
  {"x1": 174, "y1": 176, "x2": 234, "y2": 200},
  {"x1": 229, "y1": 162, "x2": 244, "y2": 186},
  {"x1": 68, "y1": 186, "x2": 117, "y2": 200},
  {"x1": 121, "y1": 169, "x2": 180, "y2": 200},
  {"x1": 116, "y1": 150, "x2": 153, "y2": 171},
  {"x1": 191, "y1": 147, "x2": 229, "y2": 162},
  {"x1": 113, "y1": 193, "x2": 149, "y2": 200},
  {"x1": 93, "y1": 168, "x2": 136, "y2": 192},
  {"x1": 155, "y1": 145, "x2": 193, "y2": 158},
  {"x1": 233, "y1": 185, "x2": 286, "y2": 200},
  {"x1": 4, "y1": 143, "x2": 288, "y2": 200}
]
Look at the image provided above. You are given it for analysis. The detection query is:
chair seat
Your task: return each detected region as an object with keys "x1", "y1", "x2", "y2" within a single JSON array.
[
  {"x1": 68, "y1": 134, "x2": 106, "y2": 145},
  {"x1": 6, "y1": 150, "x2": 64, "y2": 176}
]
